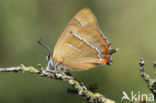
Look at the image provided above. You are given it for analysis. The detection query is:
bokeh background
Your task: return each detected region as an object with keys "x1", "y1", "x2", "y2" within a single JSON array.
[{"x1": 0, "y1": 0, "x2": 156, "y2": 103}]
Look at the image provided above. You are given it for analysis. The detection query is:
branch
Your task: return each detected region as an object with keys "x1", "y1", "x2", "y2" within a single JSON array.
[
  {"x1": 0, "y1": 64, "x2": 115, "y2": 103},
  {"x1": 139, "y1": 58, "x2": 156, "y2": 100}
]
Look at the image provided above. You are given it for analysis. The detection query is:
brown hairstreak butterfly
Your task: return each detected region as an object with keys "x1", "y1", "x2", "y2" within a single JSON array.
[{"x1": 39, "y1": 8, "x2": 118, "y2": 71}]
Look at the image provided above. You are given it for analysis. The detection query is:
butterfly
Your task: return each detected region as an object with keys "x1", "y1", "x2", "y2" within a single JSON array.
[{"x1": 40, "y1": 8, "x2": 117, "y2": 71}]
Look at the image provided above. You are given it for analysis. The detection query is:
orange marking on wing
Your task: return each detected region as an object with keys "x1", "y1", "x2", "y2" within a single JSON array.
[{"x1": 98, "y1": 34, "x2": 109, "y2": 52}]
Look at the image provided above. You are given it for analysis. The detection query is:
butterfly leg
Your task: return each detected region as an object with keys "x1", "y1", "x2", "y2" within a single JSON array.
[
  {"x1": 46, "y1": 61, "x2": 50, "y2": 70},
  {"x1": 46, "y1": 60, "x2": 57, "y2": 70}
]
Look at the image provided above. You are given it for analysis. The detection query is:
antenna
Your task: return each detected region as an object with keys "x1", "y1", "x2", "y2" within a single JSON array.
[{"x1": 38, "y1": 37, "x2": 51, "y2": 54}]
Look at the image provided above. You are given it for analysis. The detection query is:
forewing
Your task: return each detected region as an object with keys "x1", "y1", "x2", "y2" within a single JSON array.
[
  {"x1": 54, "y1": 8, "x2": 98, "y2": 50},
  {"x1": 73, "y1": 8, "x2": 98, "y2": 28}
]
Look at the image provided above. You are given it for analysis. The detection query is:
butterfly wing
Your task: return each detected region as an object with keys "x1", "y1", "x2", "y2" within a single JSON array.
[
  {"x1": 52, "y1": 8, "x2": 114, "y2": 70},
  {"x1": 73, "y1": 8, "x2": 98, "y2": 28},
  {"x1": 54, "y1": 8, "x2": 98, "y2": 49}
]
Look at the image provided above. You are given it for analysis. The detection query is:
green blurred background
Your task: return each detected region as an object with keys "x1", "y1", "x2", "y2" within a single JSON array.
[{"x1": 0, "y1": 0, "x2": 156, "y2": 103}]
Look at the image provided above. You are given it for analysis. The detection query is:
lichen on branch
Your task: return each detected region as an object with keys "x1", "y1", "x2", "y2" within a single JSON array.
[{"x1": 0, "y1": 64, "x2": 115, "y2": 103}]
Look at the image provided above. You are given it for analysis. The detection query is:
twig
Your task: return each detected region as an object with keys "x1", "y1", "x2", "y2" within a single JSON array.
[
  {"x1": 0, "y1": 64, "x2": 115, "y2": 103},
  {"x1": 139, "y1": 58, "x2": 156, "y2": 100}
]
